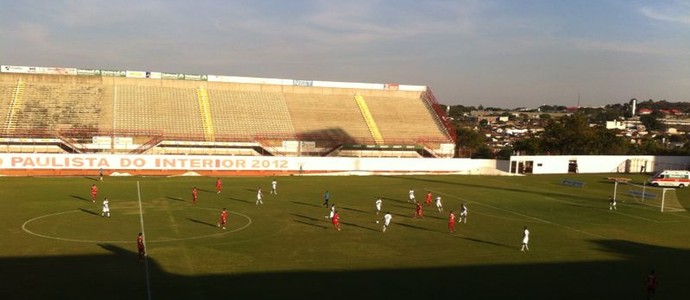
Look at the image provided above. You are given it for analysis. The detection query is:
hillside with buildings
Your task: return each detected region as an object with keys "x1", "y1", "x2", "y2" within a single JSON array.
[{"x1": 446, "y1": 99, "x2": 690, "y2": 158}]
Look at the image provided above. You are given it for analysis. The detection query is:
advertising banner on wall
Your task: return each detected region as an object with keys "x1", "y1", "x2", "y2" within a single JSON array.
[
  {"x1": 77, "y1": 69, "x2": 101, "y2": 76},
  {"x1": 383, "y1": 83, "x2": 399, "y2": 90},
  {"x1": 162, "y1": 72, "x2": 185, "y2": 80},
  {"x1": 1, "y1": 65, "x2": 77, "y2": 75},
  {"x1": 126, "y1": 70, "x2": 148, "y2": 78},
  {"x1": 1, "y1": 65, "x2": 36, "y2": 73},
  {"x1": 100, "y1": 70, "x2": 126, "y2": 77},
  {"x1": 0, "y1": 153, "x2": 490, "y2": 173}
]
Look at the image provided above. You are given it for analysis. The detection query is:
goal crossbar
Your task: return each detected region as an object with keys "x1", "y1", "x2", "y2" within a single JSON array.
[{"x1": 613, "y1": 181, "x2": 685, "y2": 212}]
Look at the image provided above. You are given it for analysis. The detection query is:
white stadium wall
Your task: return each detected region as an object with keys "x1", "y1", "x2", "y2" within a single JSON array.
[
  {"x1": 0, "y1": 153, "x2": 500, "y2": 176},
  {"x1": 509, "y1": 155, "x2": 690, "y2": 174},
  {"x1": 1, "y1": 153, "x2": 687, "y2": 176}
]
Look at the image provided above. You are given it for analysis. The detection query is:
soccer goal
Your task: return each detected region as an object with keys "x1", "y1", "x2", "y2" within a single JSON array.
[{"x1": 613, "y1": 181, "x2": 685, "y2": 212}]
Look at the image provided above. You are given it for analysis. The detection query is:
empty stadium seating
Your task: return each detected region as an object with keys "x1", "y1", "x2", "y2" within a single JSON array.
[
  {"x1": 283, "y1": 93, "x2": 375, "y2": 144},
  {"x1": 115, "y1": 85, "x2": 205, "y2": 138},
  {"x1": 365, "y1": 95, "x2": 449, "y2": 143},
  {"x1": 5, "y1": 81, "x2": 104, "y2": 134},
  {"x1": 0, "y1": 73, "x2": 453, "y2": 156},
  {"x1": 206, "y1": 90, "x2": 295, "y2": 141}
]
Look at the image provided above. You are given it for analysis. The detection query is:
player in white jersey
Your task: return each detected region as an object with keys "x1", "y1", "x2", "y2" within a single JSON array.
[
  {"x1": 256, "y1": 188, "x2": 264, "y2": 205},
  {"x1": 521, "y1": 226, "x2": 530, "y2": 251},
  {"x1": 101, "y1": 197, "x2": 110, "y2": 218},
  {"x1": 435, "y1": 196, "x2": 443, "y2": 212},
  {"x1": 608, "y1": 196, "x2": 616, "y2": 211},
  {"x1": 375, "y1": 198, "x2": 382, "y2": 216},
  {"x1": 459, "y1": 203, "x2": 468, "y2": 223},
  {"x1": 408, "y1": 189, "x2": 416, "y2": 203},
  {"x1": 382, "y1": 212, "x2": 393, "y2": 233},
  {"x1": 271, "y1": 179, "x2": 278, "y2": 195},
  {"x1": 325, "y1": 204, "x2": 336, "y2": 219}
]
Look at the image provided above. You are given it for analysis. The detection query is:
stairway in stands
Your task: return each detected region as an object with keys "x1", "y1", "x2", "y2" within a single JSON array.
[
  {"x1": 3, "y1": 79, "x2": 25, "y2": 134},
  {"x1": 196, "y1": 86, "x2": 215, "y2": 142},
  {"x1": 353, "y1": 93, "x2": 384, "y2": 145}
]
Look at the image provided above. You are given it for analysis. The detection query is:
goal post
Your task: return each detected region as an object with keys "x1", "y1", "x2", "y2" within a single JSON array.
[{"x1": 613, "y1": 181, "x2": 685, "y2": 212}]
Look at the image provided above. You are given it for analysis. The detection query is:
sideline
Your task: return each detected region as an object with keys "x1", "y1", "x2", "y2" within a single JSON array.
[{"x1": 137, "y1": 181, "x2": 152, "y2": 300}]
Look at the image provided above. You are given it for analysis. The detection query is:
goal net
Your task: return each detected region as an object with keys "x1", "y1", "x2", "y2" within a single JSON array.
[{"x1": 613, "y1": 181, "x2": 685, "y2": 212}]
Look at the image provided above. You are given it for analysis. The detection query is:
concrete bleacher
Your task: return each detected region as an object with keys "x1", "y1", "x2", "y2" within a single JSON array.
[
  {"x1": 10, "y1": 81, "x2": 104, "y2": 133},
  {"x1": 364, "y1": 95, "x2": 449, "y2": 143},
  {"x1": 206, "y1": 90, "x2": 295, "y2": 140},
  {"x1": 0, "y1": 73, "x2": 454, "y2": 156},
  {"x1": 114, "y1": 85, "x2": 205, "y2": 138},
  {"x1": 283, "y1": 93, "x2": 375, "y2": 144},
  {"x1": 0, "y1": 83, "x2": 16, "y2": 129}
]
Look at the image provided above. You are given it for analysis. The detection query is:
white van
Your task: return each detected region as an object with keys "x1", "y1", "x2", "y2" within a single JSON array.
[{"x1": 648, "y1": 170, "x2": 690, "y2": 188}]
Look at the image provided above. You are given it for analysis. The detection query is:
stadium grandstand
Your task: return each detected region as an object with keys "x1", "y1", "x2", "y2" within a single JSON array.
[{"x1": 0, "y1": 65, "x2": 456, "y2": 158}]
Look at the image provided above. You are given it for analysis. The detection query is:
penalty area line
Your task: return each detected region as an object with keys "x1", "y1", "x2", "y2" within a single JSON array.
[
  {"x1": 429, "y1": 189, "x2": 609, "y2": 240},
  {"x1": 137, "y1": 181, "x2": 152, "y2": 300}
]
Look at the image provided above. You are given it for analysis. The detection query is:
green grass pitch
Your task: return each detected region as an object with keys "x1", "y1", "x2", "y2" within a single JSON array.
[{"x1": 1, "y1": 174, "x2": 688, "y2": 299}]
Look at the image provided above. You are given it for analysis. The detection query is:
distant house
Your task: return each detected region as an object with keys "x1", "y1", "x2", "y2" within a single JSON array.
[
  {"x1": 638, "y1": 108, "x2": 653, "y2": 115},
  {"x1": 605, "y1": 120, "x2": 626, "y2": 130}
]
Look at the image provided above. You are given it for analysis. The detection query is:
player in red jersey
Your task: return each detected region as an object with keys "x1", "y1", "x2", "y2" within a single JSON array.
[
  {"x1": 425, "y1": 191, "x2": 433, "y2": 207},
  {"x1": 448, "y1": 211, "x2": 456, "y2": 233},
  {"x1": 645, "y1": 270, "x2": 658, "y2": 299},
  {"x1": 331, "y1": 210, "x2": 341, "y2": 231},
  {"x1": 217, "y1": 208, "x2": 228, "y2": 229},
  {"x1": 413, "y1": 202, "x2": 424, "y2": 218},
  {"x1": 216, "y1": 178, "x2": 222, "y2": 194},
  {"x1": 137, "y1": 232, "x2": 146, "y2": 261},
  {"x1": 90, "y1": 184, "x2": 98, "y2": 203},
  {"x1": 192, "y1": 187, "x2": 199, "y2": 204}
]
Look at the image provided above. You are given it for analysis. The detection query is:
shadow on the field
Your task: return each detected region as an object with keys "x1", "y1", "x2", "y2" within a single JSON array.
[
  {"x1": 2, "y1": 240, "x2": 690, "y2": 299},
  {"x1": 78, "y1": 208, "x2": 100, "y2": 216},
  {"x1": 84, "y1": 176, "x2": 99, "y2": 182},
  {"x1": 390, "y1": 211, "x2": 412, "y2": 218},
  {"x1": 382, "y1": 175, "x2": 607, "y2": 203},
  {"x1": 294, "y1": 219, "x2": 328, "y2": 229},
  {"x1": 390, "y1": 203, "x2": 413, "y2": 210},
  {"x1": 396, "y1": 222, "x2": 437, "y2": 233},
  {"x1": 187, "y1": 218, "x2": 218, "y2": 228},
  {"x1": 166, "y1": 196, "x2": 185, "y2": 202},
  {"x1": 292, "y1": 213, "x2": 329, "y2": 229},
  {"x1": 340, "y1": 206, "x2": 368, "y2": 214},
  {"x1": 228, "y1": 197, "x2": 253, "y2": 204},
  {"x1": 290, "y1": 213, "x2": 322, "y2": 222},
  {"x1": 423, "y1": 214, "x2": 445, "y2": 221},
  {"x1": 70, "y1": 194, "x2": 91, "y2": 202},
  {"x1": 197, "y1": 188, "x2": 214, "y2": 193},
  {"x1": 381, "y1": 196, "x2": 408, "y2": 204},
  {"x1": 462, "y1": 237, "x2": 513, "y2": 249},
  {"x1": 341, "y1": 221, "x2": 378, "y2": 232},
  {"x1": 291, "y1": 201, "x2": 321, "y2": 208}
]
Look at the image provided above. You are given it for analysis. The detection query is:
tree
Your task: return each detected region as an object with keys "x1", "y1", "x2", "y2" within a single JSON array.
[
  {"x1": 538, "y1": 112, "x2": 629, "y2": 155},
  {"x1": 513, "y1": 137, "x2": 542, "y2": 155},
  {"x1": 540, "y1": 113, "x2": 595, "y2": 154},
  {"x1": 495, "y1": 146, "x2": 514, "y2": 160},
  {"x1": 640, "y1": 111, "x2": 667, "y2": 132},
  {"x1": 455, "y1": 127, "x2": 487, "y2": 157},
  {"x1": 472, "y1": 145, "x2": 494, "y2": 158}
]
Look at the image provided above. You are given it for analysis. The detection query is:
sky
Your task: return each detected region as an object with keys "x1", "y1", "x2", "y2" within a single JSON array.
[{"x1": 1, "y1": 0, "x2": 689, "y2": 108}]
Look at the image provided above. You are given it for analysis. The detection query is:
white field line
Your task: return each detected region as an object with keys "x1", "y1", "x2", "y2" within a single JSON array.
[
  {"x1": 21, "y1": 208, "x2": 251, "y2": 243},
  {"x1": 429, "y1": 190, "x2": 609, "y2": 239},
  {"x1": 137, "y1": 181, "x2": 152, "y2": 300},
  {"x1": 542, "y1": 195, "x2": 663, "y2": 223}
]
